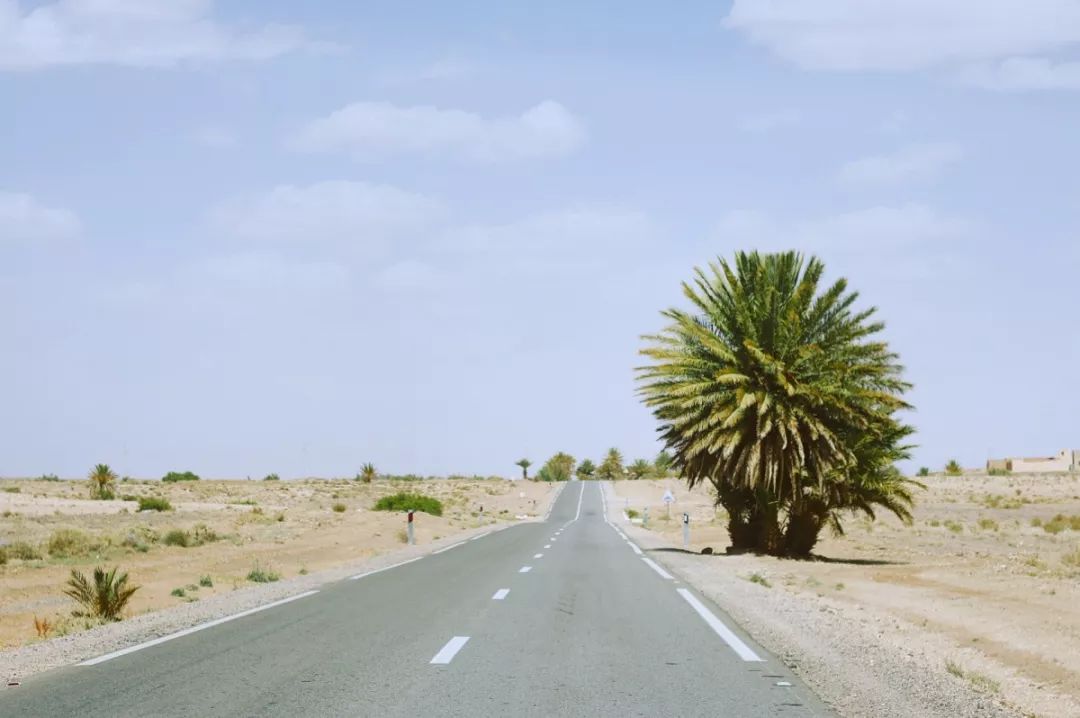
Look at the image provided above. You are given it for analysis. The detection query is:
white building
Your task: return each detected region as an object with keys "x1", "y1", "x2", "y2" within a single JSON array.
[{"x1": 987, "y1": 449, "x2": 1080, "y2": 473}]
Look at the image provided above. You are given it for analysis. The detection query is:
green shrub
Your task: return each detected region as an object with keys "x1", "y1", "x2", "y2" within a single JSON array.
[
  {"x1": 64, "y1": 566, "x2": 139, "y2": 621},
  {"x1": 263, "y1": 473, "x2": 280, "y2": 481},
  {"x1": 373, "y1": 492, "x2": 443, "y2": 516},
  {"x1": 332, "y1": 503, "x2": 347, "y2": 513},
  {"x1": 626, "y1": 508, "x2": 640, "y2": 519},
  {"x1": 747, "y1": 573, "x2": 772, "y2": 588},
  {"x1": 0, "y1": 547, "x2": 6, "y2": 565},
  {"x1": 192, "y1": 524, "x2": 219, "y2": 545},
  {"x1": 37, "y1": 474, "x2": 60, "y2": 482},
  {"x1": 138, "y1": 496, "x2": 172, "y2": 512},
  {"x1": 161, "y1": 471, "x2": 200, "y2": 483},
  {"x1": 945, "y1": 460, "x2": 963, "y2": 476},
  {"x1": 199, "y1": 575, "x2": 213, "y2": 587},
  {"x1": 170, "y1": 587, "x2": 186, "y2": 598},
  {"x1": 916, "y1": 467, "x2": 930, "y2": 477},
  {"x1": 987, "y1": 467, "x2": 1011, "y2": 476},
  {"x1": 8, "y1": 541, "x2": 42, "y2": 560},
  {"x1": 162, "y1": 529, "x2": 190, "y2": 547},
  {"x1": 246, "y1": 564, "x2": 280, "y2": 583},
  {"x1": 48, "y1": 529, "x2": 99, "y2": 558},
  {"x1": 3, "y1": 486, "x2": 21, "y2": 493},
  {"x1": 977, "y1": 518, "x2": 999, "y2": 531},
  {"x1": 1042, "y1": 514, "x2": 1080, "y2": 535},
  {"x1": 944, "y1": 520, "x2": 964, "y2": 534}
]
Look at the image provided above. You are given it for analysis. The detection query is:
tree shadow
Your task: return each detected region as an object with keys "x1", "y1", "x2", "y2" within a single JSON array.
[{"x1": 646, "y1": 546, "x2": 906, "y2": 566}]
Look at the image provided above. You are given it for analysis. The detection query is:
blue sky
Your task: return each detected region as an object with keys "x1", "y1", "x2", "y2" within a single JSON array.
[{"x1": 2, "y1": 1, "x2": 1078, "y2": 479}]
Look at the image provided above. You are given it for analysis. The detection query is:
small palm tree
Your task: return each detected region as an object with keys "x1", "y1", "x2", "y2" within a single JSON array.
[
  {"x1": 88, "y1": 464, "x2": 117, "y2": 500},
  {"x1": 64, "y1": 567, "x2": 140, "y2": 621},
  {"x1": 597, "y1": 448, "x2": 624, "y2": 480},
  {"x1": 515, "y1": 459, "x2": 532, "y2": 480},
  {"x1": 945, "y1": 460, "x2": 963, "y2": 476},
  {"x1": 576, "y1": 459, "x2": 596, "y2": 480},
  {"x1": 359, "y1": 463, "x2": 378, "y2": 483},
  {"x1": 628, "y1": 459, "x2": 652, "y2": 480}
]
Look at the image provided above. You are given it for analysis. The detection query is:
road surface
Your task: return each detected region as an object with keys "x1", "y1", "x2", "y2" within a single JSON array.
[{"x1": 2, "y1": 481, "x2": 831, "y2": 716}]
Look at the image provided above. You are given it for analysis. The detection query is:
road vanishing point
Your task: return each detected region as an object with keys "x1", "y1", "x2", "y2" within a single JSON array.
[{"x1": 2, "y1": 482, "x2": 832, "y2": 717}]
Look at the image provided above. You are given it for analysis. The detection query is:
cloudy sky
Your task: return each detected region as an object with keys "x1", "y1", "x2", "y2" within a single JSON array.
[{"x1": 3, "y1": 1, "x2": 1078, "y2": 479}]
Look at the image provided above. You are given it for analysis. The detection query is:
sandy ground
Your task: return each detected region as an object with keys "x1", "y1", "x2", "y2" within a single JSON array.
[
  {"x1": 0, "y1": 476, "x2": 553, "y2": 652},
  {"x1": 609, "y1": 474, "x2": 1080, "y2": 718}
]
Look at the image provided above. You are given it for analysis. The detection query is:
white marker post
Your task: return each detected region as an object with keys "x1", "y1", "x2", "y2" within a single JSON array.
[
  {"x1": 643, "y1": 506, "x2": 649, "y2": 528},
  {"x1": 682, "y1": 512, "x2": 690, "y2": 548},
  {"x1": 407, "y1": 510, "x2": 415, "y2": 545}
]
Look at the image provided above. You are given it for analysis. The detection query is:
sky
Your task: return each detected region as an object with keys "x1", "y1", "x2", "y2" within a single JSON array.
[{"x1": 2, "y1": 0, "x2": 1079, "y2": 479}]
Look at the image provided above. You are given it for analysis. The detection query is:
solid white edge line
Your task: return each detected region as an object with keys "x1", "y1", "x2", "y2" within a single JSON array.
[
  {"x1": 573, "y1": 481, "x2": 584, "y2": 521},
  {"x1": 519, "y1": 566, "x2": 532, "y2": 573},
  {"x1": 349, "y1": 556, "x2": 423, "y2": 580},
  {"x1": 430, "y1": 636, "x2": 470, "y2": 664},
  {"x1": 433, "y1": 541, "x2": 465, "y2": 554},
  {"x1": 542, "y1": 482, "x2": 567, "y2": 521},
  {"x1": 492, "y1": 588, "x2": 510, "y2": 600},
  {"x1": 676, "y1": 588, "x2": 764, "y2": 662},
  {"x1": 470, "y1": 532, "x2": 490, "y2": 541},
  {"x1": 642, "y1": 557, "x2": 674, "y2": 579},
  {"x1": 628, "y1": 542, "x2": 643, "y2": 555},
  {"x1": 79, "y1": 590, "x2": 321, "y2": 666}
]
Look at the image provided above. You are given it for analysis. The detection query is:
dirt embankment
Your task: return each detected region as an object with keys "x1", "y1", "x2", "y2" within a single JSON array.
[
  {"x1": 0, "y1": 477, "x2": 553, "y2": 653},
  {"x1": 609, "y1": 474, "x2": 1080, "y2": 718}
]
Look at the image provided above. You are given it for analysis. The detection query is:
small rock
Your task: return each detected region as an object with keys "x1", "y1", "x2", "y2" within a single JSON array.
[{"x1": 701, "y1": 546, "x2": 714, "y2": 555}]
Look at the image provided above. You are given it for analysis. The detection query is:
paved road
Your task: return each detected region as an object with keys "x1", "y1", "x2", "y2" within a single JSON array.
[{"x1": 2, "y1": 482, "x2": 831, "y2": 717}]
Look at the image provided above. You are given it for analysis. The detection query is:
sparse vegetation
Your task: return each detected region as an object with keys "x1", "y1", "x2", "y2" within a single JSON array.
[
  {"x1": 747, "y1": 572, "x2": 772, "y2": 588},
  {"x1": 64, "y1": 566, "x2": 139, "y2": 621},
  {"x1": 917, "y1": 467, "x2": 930, "y2": 477},
  {"x1": 37, "y1": 474, "x2": 60, "y2": 481},
  {"x1": 246, "y1": 563, "x2": 280, "y2": 583},
  {"x1": 170, "y1": 587, "x2": 186, "y2": 598},
  {"x1": 3, "y1": 486, "x2": 21, "y2": 493},
  {"x1": 8, "y1": 541, "x2": 42, "y2": 560},
  {"x1": 359, "y1": 463, "x2": 377, "y2": 483},
  {"x1": 161, "y1": 471, "x2": 200, "y2": 483},
  {"x1": 977, "y1": 517, "x2": 999, "y2": 531},
  {"x1": 627, "y1": 459, "x2": 652, "y2": 480},
  {"x1": 199, "y1": 574, "x2": 214, "y2": 587},
  {"x1": 373, "y1": 492, "x2": 443, "y2": 516},
  {"x1": 1041, "y1": 514, "x2": 1080, "y2": 535},
  {"x1": 138, "y1": 496, "x2": 173, "y2": 512},
  {"x1": 162, "y1": 529, "x2": 191, "y2": 547},
  {"x1": 263, "y1": 473, "x2": 280, "y2": 481},
  {"x1": 48, "y1": 529, "x2": 99, "y2": 558},
  {"x1": 945, "y1": 659, "x2": 999, "y2": 694},
  {"x1": 332, "y1": 502, "x2": 347, "y2": 513},
  {"x1": 33, "y1": 615, "x2": 54, "y2": 638},
  {"x1": 944, "y1": 520, "x2": 964, "y2": 534},
  {"x1": 626, "y1": 508, "x2": 640, "y2": 519},
  {"x1": 945, "y1": 460, "x2": 963, "y2": 476}
]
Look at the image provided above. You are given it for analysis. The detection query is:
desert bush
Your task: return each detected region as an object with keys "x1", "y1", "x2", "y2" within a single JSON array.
[
  {"x1": 0, "y1": 547, "x2": 6, "y2": 565},
  {"x1": 916, "y1": 467, "x2": 930, "y2": 477},
  {"x1": 138, "y1": 496, "x2": 172, "y2": 512},
  {"x1": 8, "y1": 541, "x2": 42, "y2": 560},
  {"x1": 170, "y1": 587, "x2": 186, "y2": 598},
  {"x1": 48, "y1": 529, "x2": 99, "y2": 558},
  {"x1": 987, "y1": 467, "x2": 1011, "y2": 476},
  {"x1": 162, "y1": 529, "x2": 190, "y2": 547},
  {"x1": 626, "y1": 508, "x2": 640, "y2": 519},
  {"x1": 64, "y1": 566, "x2": 139, "y2": 621},
  {"x1": 33, "y1": 615, "x2": 54, "y2": 638},
  {"x1": 192, "y1": 523, "x2": 219, "y2": 544},
  {"x1": 199, "y1": 575, "x2": 213, "y2": 587},
  {"x1": 944, "y1": 520, "x2": 964, "y2": 534},
  {"x1": 161, "y1": 471, "x2": 200, "y2": 483},
  {"x1": 3, "y1": 486, "x2": 20, "y2": 493},
  {"x1": 747, "y1": 573, "x2": 772, "y2": 588},
  {"x1": 332, "y1": 503, "x2": 347, "y2": 513},
  {"x1": 945, "y1": 460, "x2": 963, "y2": 476},
  {"x1": 1042, "y1": 514, "x2": 1080, "y2": 535},
  {"x1": 263, "y1": 473, "x2": 280, "y2": 481},
  {"x1": 977, "y1": 518, "x2": 999, "y2": 531},
  {"x1": 37, "y1": 474, "x2": 60, "y2": 482},
  {"x1": 246, "y1": 564, "x2": 280, "y2": 583},
  {"x1": 373, "y1": 492, "x2": 443, "y2": 516}
]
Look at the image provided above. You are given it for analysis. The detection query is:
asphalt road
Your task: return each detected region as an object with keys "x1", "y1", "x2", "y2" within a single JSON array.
[{"x1": 2, "y1": 482, "x2": 832, "y2": 717}]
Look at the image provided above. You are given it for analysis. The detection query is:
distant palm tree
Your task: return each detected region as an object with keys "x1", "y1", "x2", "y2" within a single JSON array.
[
  {"x1": 944, "y1": 460, "x2": 963, "y2": 476},
  {"x1": 88, "y1": 464, "x2": 117, "y2": 500},
  {"x1": 576, "y1": 459, "x2": 596, "y2": 480},
  {"x1": 628, "y1": 459, "x2": 652, "y2": 480},
  {"x1": 64, "y1": 566, "x2": 139, "y2": 621},
  {"x1": 638, "y1": 251, "x2": 916, "y2": 556},
  {"x1": 359, "y1": 463, "x2": 378, "y2": 483},
  {"x1": 597, "y1": 448, "x2": 624, "y2": 481},
  {"x1": 515, "y1": 459, "x2": 532, "y2": 480}
]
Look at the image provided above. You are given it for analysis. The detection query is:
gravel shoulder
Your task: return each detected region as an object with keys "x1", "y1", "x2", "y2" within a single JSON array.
[{"x1": 603, "y1": 481, "x2": 1029, "y2": 718}]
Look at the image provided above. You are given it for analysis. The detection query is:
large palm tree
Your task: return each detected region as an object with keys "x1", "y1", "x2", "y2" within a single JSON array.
[
  {"x1": 515, "y1": 459, "x2": 532, "y2": 480},
  {"x1": 88, "y1": 463, "x2": 117, "y2": 500},
  {"x1": 638, "y1": 251, "x2": 916, "y2": 556}
]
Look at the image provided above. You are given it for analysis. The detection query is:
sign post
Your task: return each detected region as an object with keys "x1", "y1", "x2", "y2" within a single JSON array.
[
  {"x1": 642, "y1": 506, "x2": 649, "y2": 528},
  {"x1": 407, "y1": 510, "x2": 415, "y2": 545},
  {"x1": 663, "y1": 489, "x2": 675, "y2": 520},
  {"x1": 682, "y1": 512, "x2": 690, "y2": 548}
]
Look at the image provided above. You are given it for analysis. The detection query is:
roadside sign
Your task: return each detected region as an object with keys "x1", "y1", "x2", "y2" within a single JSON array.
[{"x1": 662, "y1": 490, "x2": 675, "y2": 504}]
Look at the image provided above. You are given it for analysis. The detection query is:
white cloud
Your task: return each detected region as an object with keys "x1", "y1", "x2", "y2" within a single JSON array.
[
  {"x1": 0, "y1": 0, "x2": 307, "y2": 70},
  {"x1": 838, "y1": 143, "x2": 963, "y2": 186},
  {"x1": 717, "y1": 204, "x2": 972, "y2": 253},
  {"x1": 724, "y1": 1, "x2": 1080, "y2": 75},
  {"x1": 293, "y1": 100, "x2": 586, "y2": 162},
  {"x1": 960, "y1": 56, "x2": 1080, "y2": 90},
  {"x1": 210, "y1": 181, "x2": 444, "y2": 250},
  {"x1": 0, "y1": 190, "x2": 80, "y2": 243}
]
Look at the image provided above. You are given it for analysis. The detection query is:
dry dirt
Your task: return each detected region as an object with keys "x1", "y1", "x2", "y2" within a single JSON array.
[
  {"x1": 0, "y1": 476, "x2": 553, "y2": 650},
  {"x1": 610, "y1": 473, "x2": 1080, "y2": 718}
]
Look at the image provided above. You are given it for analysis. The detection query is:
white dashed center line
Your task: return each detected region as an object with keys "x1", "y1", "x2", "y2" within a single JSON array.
[
  {"x1": 430, "y1": 636, "x2": 470, "y2": 664},
  {"x1": 534, "y1": 553, "x2": 543, "y2": 559},
  {"x1": 492, "y1": 589, "x2": 510, "y2": 600},
  {"x1": 519, "y1": 566, "x2": 532, "y2": 573},
  {"x1": 544, "y1": 544, "x2": 551, "y2": 549}
]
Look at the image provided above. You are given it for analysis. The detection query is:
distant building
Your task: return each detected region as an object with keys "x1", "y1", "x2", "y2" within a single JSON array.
[{"x1": 986, "y1": 449, "x2": 1080, "y2": 473}]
